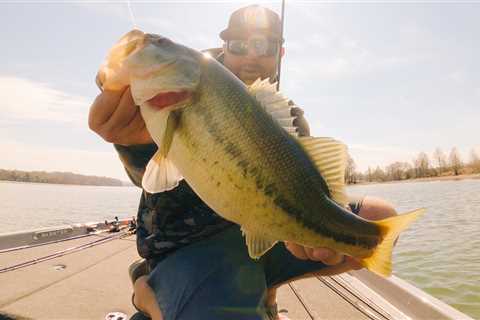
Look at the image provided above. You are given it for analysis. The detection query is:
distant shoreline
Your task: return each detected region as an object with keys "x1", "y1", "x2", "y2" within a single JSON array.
[
  {"x1": 351, "y1": 173, "x2": 480, "y2": 186},
  {"x1": 0, "y1": 179, "x2": 135, "y2": 188},
  {"x1": 0, "y1": 179, "x2": 133, "y2": 187},
  {"x1": 0, "y1": 168, "x2": 131, "y2": 187}
]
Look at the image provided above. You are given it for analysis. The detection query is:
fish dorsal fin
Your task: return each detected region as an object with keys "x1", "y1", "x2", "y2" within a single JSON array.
[
  {"x1": 248, "y1": 78, "x2": 297, "y2": 137},
  {"x1": 298, "y1": 137, "x2": 348, "y2": 206},
  {"x1": 242, "y1": 228, "x2": 278, "y2": 259},
  {"x1": 141, "y1": 111, "x2": 183, "y2": 193}
]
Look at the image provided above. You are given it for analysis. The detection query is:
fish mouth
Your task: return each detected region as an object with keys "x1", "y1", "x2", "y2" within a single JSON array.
[{"x1": 146, "y1": 90, "x2": 192, "y2": 110}]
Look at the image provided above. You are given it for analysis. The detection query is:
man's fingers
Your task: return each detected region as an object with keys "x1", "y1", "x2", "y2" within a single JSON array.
[
  {"x1": 285, "y1": 242, "x2": 309, "y2": 260},
  {"x1": 88, "y1": 89, "x2": 125, "y2": 129},
  {"x1": 105, "y1": 87, "x2": 138, "y2": 130},
  {"x1": 321, "y1": 252, "x2": 344, "y2": 266},
  {"x1": 304, "y1": 247, "x2": 317, "y2": 261},
  {"x1": 345, "y1": 256, "x2": 363, "y2": 270},
  {"x1": 88, "y1": 86, "x2": 153, "y2": 146},
  {"x1": 309, "y1": 247, "x2": 344, "y2": 265},
  {"x1": 122, "y1": 111, "x2": 153, "y2": 145},
  {"x1": 311, "y1": 248, "x2": 333, "y2": 261},
  {"x1": 285, "y1": 242, "x2": 349, "y2": 267}
]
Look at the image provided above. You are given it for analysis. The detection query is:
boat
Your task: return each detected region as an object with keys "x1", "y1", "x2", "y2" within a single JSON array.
[{"x1": 0, "y1": 219, "x2": 473, "y2": 320}]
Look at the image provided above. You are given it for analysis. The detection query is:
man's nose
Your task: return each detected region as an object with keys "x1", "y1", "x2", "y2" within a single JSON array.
[{"x1": 246, "y1": 46, "x2": 261, "y2": 58}]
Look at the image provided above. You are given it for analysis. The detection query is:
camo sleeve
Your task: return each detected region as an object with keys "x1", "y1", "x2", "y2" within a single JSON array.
[
  {"x1": 289, "y1": 101, "x2": 311, "y2": 137},
  {"x1": 113, "y1": 143, "x2": 157, "y2": 187}
]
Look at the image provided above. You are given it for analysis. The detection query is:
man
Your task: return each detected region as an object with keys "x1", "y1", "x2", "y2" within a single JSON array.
[{"x1": 89, "y1": 5, "x2": 397, "y2": 320}]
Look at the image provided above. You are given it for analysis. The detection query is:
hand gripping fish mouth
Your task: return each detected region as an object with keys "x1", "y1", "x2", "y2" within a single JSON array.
[
  {"x1": 97, "y1": 29, "x2": 200, "y2": 110},
  {"x1": 97, "y1": 29, "x2": 426, "y2": 277}
]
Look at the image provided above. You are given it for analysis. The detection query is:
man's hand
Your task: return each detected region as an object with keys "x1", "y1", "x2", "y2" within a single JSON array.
[
  {"x1": 88, "y1": 87, "x2": 153, "y2": 146},
  {"x1": 284, "y1": 197, "x2": 397, "y2": 271},
  {"x1": 284, "y1": 242, "x2": 363, "y2": 269}
]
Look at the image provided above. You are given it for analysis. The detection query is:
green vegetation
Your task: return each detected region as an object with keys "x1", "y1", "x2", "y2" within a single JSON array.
[
  {"x1": 0, "y1": 169, "x2": 125, "y2": 186},
  {"x1": 346, "y1": 147, "x2": 480, "y2": 184}
]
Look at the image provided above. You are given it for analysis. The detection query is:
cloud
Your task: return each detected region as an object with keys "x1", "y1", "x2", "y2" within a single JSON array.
[
  {"x1": 0, "y1": 76, "x2": 90, "y2": 126},
  {"x1": 0, "y1": 140, "x2": 128, "y2": 181},
  {"x1": 0, "y1": 77, "x2": 127, "y2": 180},
  {"x1": 446, "y1": 70, "x2": 467, "y2": 84}
]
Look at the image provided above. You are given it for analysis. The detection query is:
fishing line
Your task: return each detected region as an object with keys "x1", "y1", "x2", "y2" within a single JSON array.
[{"x1": 126, "y1": 0, "x2": 138, "y2": 29}]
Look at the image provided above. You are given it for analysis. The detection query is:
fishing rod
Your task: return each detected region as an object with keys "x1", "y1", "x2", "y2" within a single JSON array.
[{"x1": 276, "y1": 0, "x2": 286, "y2": 92}]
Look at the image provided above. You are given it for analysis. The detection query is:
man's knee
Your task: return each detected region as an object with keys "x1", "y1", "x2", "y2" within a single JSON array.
[{"x1": 358, "y1": 196, "x2": 397, "y2": 221}]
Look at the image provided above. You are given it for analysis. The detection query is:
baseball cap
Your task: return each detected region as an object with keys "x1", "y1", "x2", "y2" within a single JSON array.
[{"x1": 220, "y1": 5, "x2": 283, "y2": 42}]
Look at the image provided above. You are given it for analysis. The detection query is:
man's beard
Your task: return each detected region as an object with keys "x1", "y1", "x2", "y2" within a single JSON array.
[{"x1": 239, "y1": 63, "x2": 265, "y2": 84}]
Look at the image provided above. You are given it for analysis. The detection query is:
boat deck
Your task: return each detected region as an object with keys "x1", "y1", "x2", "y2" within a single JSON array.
[{"x1": 0, "y1": 229, "x2": 470, "y2": 320}]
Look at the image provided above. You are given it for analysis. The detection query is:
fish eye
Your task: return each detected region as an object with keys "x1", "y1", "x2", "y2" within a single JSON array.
[{"x1": 156, "y1": 37, "x2": 173, "y2": 45}]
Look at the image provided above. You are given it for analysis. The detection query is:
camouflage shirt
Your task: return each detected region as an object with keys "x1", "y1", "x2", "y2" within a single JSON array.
[{"x1": 115, "y1": 50, "x2": 310, "y2": 266}]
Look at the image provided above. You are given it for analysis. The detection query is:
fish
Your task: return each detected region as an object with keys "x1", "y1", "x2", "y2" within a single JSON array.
[{"x1": 97, "y1": 30, "x2": 425, "y2": 277}]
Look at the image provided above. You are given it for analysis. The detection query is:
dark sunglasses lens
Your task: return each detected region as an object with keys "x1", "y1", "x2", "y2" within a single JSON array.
[
  {"x1": 228, "y1": 39, "x2": 279, "y2": 56},
  {"x1": 266, "y1": 41, "x2": 279, "y2": 56},
  {"x1": 252, "y1": 39, "x2": 279, "y2": 56},
  {"x1": 252, "y1": 39, "x2": 267, "y2": 56},
  {"x1": 228, "y1": 40, "x2": 248, "y2": 55}
]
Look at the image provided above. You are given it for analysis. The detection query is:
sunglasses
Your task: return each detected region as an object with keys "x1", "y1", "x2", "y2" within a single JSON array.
[{"x1": 227, "y1": 38, "x2": 280, "y2": 57}]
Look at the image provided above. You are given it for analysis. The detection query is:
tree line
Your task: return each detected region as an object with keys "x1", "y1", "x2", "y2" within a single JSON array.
[
  {"x1": 345, "y1": 147, "x2": 480, "y2": 184},
  {"x1": 0, "y1": 169, "x2": 124, "y2": 186}
]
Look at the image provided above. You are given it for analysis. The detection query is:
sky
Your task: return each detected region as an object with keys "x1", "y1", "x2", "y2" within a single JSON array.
[{"x1": 1, "y1": 1, "x2": 479, "y2": 181}]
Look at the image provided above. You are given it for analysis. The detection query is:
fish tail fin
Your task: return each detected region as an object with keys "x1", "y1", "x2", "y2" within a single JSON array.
[{"x1": 361, "y1": 208, "x2": 426, "y2": 277}]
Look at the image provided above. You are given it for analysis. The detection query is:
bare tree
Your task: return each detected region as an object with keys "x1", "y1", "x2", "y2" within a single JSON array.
[
  {"x1": 385, "y1": 161, "x2": 408, "y2": 181},
  {"x1": 449, "y1": 147, "x2": 463, "y2": 176},
  {"x1": 371, "y1": 166, "x2": 387, "y2": 182},
  {"x1": 365, "y1": 167, "x2": 373, "y2": 182},
  {"x1": 433, "y1": 147, "x2": 447, "y2": 174},
  {"x1": 414, "y1": 152, "x2": 431, "y2": 178},
  {"x1": 470, "y1": 149, "x2": 480, "y2": 173},
  {"x1": 345, "y1": 153, "x2": 357, "y2": 184}
]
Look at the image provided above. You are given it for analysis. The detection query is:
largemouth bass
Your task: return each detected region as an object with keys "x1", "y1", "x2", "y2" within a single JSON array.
[{"x1": 97, "y1": 30, "x2": 425, "y2": 276}]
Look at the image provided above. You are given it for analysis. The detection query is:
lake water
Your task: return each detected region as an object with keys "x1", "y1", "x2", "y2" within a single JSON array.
[
  {"x1": 1, "y1": 180, "x2": 479, "y2": 318},
  {"x1": 348, "y1": 180, "x2": 480, "y2": 318}
]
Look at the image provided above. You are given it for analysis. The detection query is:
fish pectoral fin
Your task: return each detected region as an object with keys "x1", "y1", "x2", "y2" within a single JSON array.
[
  {"x1": 248, "y1": 78, "x2": 297, "y2": 137},
  {"x1": 361, "y1": 208, "x2": 426, "y2": 277},
  {"x1": 141, "y1": 110, "x2": 183, "y2": 193},
  {"x1": 159, "y1": 111, "x2": 179, "y2": 157},
  {"x1": 298, "y1": 137, "x2": 349, "y2": 206},
  {"x1": 242, "y1": 229, "x2": 278, "y2": 259},
  {"x1": 142, "y1": 151, "x2": 183, "y2": 193}
]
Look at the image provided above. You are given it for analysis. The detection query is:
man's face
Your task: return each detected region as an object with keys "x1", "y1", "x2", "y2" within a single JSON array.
[{"x1": 223, "y1": 34, "x2": 282, "y2": 85}]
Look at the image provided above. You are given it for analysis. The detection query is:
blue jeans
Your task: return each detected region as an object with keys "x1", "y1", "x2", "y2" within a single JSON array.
[
  {"x1": 144, "y1": 199, "x2": 364, "y2": 320},
  {"x1": 145, "y1": 226, "x2": 325, "y2": 320}
]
